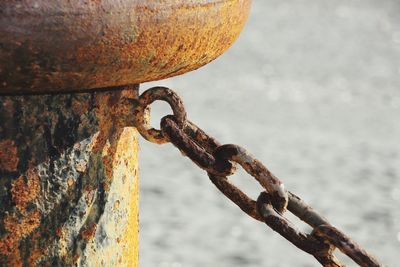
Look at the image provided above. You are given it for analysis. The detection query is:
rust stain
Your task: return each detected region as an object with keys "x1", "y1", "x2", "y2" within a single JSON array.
[
  {"x1": 72, "y1": 97, "x2": 90, "y2": 116},
  {"x1": 78, "y1": 90, "x2": 139, "y2": 266},
  {"x1": 93, "y1": 89, "x2": 138, "y2": 192},
  {"x1": 11, "y1": 169, "x2": 40, "y2": 211},
  {"x1": 86, "y1": 132, "x2": 100, "y2": 153},
  {"x1": 101, "y1": 141, "x2": 113, "y2": 193},
  {"x1": 0, "y1": 169, "x2": 41, "y2": 264},
  {"x1": 81, "y1": 223, "x2": 98, "y2": 241},
  {"x1": 0, "y1": 140, "x2": 19, "y2": 172},
  {"x1": 27, "y1": 231, "x2": 47, "y2": 266},
  {"x1": 84, "y1": 186, "x2": 95, "y2": 205},
  {"x1": 0, "y1": 0, "x2": 252, "y2": 94},
  {"x1": 73, "y1": 254, "x2": 80, "y2": 265},
  {"x1": 55, "y1": 227, "x2": 64, "y2": 239},
  {"x1": 0, "y1": 88, "x2": 140, "y2": 265}
]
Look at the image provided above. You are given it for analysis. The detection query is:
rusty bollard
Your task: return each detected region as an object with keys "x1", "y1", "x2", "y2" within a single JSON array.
[
  {"x1": 0, "y1": 0, "x2": 251, "y2": 265},
  {"x1": 0, "y1": 86, "x2": 140, "y2": 266}
]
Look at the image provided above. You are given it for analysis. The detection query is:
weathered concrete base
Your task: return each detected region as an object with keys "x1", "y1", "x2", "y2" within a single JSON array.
[{"x1": 0, "y1": 86, "x2": 139, "y2": 266}]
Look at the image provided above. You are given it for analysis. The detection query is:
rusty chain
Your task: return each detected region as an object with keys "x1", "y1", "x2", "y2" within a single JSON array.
[{"x1": 133, "y1": 86, "x2": 383, "y2": 267}]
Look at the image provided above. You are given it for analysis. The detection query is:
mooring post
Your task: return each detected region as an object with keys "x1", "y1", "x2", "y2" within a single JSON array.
[
  {"x1": 0, "y1": 86, "x2": 139, "y2": 266},
  {"x1": 0, "y1": 1, "x2": 252, "y2": 265}
]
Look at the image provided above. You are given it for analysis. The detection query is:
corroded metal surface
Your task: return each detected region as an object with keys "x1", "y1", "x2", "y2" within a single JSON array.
[
  {"x1": 135, "y1": 86, "x2": 187, "y2": 144},
  {"x1": 133, "y1": 86, "x2": 384, "y2": 267},
  {"x1": 0, "y1": 0, "x2": 252, "y2": 94},
  {"x1": 0, "y1": 86, "x2": 139, "y2": 266}
]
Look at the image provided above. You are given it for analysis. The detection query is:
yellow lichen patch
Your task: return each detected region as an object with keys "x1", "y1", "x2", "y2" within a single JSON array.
[{"x1": 0, "y1": 139, "x2": 19, "y2": 172}]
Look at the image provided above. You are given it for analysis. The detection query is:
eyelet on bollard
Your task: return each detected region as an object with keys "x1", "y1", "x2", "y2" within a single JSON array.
[
  {"x1": 213, "y1": 144, "x2": 289, "y2": 213},
  {"x1": 134, "y1": 86, "x2": 187, "y2": 144}
]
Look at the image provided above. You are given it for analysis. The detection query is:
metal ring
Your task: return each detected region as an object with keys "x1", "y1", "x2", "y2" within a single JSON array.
[
  {"x1": 213, "y1": 144, "x2": 289, "y2": 213},
  {"x1": 135, "y1": 86, "x2": 187, "y2": 144}
]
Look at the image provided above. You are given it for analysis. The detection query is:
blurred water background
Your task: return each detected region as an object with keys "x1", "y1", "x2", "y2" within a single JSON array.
[{"x1": 139, "y1": 1, "x2": 400, "y2": 266}]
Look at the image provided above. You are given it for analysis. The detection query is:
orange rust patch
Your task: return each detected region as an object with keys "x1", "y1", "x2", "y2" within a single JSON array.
[
  {"x1": 102, "y1": 154, "x2": 113, "y2": 183},
  {"x1": 73, "y1": 254, "x2": 80, "y2": 265},
  {"x1": 81, "y1": 223, "x2": 97, "y2": 241},
  {"x1": 28, "y1": 246, "x2": 44, "y2": 266},
  {"x1": 101, "y1": 142, "x2": 114, "y2": 192},
  {"x1": 0, "y1": 140, "x2": 19, "y2": 172},
  {"x1": 11, "y1": 169, "x2": 40, "y2": 211},
  {"x1": 93, "y1": 90, "x2": 139, "y2": 193},
  {"x1": 0, "y1": 208, "x2": 41, "y2": 263},
  {"x1": 26, "y1": 231, "x2": 46, "y2": 266},
  {"x1": 0, "y1": 88, "x2": 140, "y2": 265},
  {"x1": 0, "y1": 168, "x2": 41, "y2": 262},
  {"x1": 55, "y1": 227, "x2": 64, "y2": 239},
  {"x1": 86, "y1": 132, "x2": 100, "y2": 153}
]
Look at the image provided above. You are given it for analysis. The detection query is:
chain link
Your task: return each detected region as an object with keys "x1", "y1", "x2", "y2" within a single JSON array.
[
  {"x1": 134, "y1": 86, "x2": 187, "y2": 144},
  {"x1": 133, "y1": 86, "x2": 384, "y2": 267}
]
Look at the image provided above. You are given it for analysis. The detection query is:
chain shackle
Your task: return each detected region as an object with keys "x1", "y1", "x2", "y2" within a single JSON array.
[{"x1": 134, "y1": 86, "x2": 187, "y2": 144}]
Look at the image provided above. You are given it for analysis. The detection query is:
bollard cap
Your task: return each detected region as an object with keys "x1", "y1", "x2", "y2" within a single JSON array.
[{"x1": 0, "y1": 0, "x2": 251, "y2": 94}]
